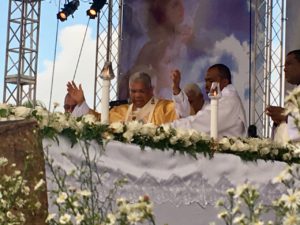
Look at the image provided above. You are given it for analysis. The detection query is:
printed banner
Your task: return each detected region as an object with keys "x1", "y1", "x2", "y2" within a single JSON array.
[{"x1": 119, "y1": 0, "x2": 251, "y2": 117}]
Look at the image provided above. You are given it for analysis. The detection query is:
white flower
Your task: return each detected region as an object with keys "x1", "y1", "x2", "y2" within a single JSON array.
[
  {"x1": 272, "y1": 167, "x2": 292, "y2": 184},
  {"x1": 59, "y1": 213, "x2": 71, "y2": 224},
  {"x1": 217, "y1": 211, "x2": 228, "y2": 219},
  {"x1": 283, "y1": 212, "x2": 300, "y2": 225},
  {"x1": 215, "y1": 199, "x2": 224, "y2": 207},
  {"x1": 226, "y1": 188, "x2": 235, "y2": 196},
  {"x1": 35, "y1": 201, "x2": 41, "y2": 209},
  {"x1": 72, "y1": 201, "x2": 80, "y2": 208},
  {"x1": 233, "y1": 214, "x2": 245, "y2": 224},
  {"x1": 56, "y1": 192, "x2": 68, "y2": 204},
  {"x1": 282, "y1": 153, "x2": 292, "y2": 161},
  {"x1": 235, "y1": 184, "x2": 249, "y2": 197},
  {"x1": 170, "y1": 136, "x2": 178, "y2": 145},
  {"x1": 127, "y1": 211, "x2": 141, "y2": 223},
  {"x1": 230, "y1": 139, "x2": 249, "y2": 152},
  {"x1": 109, "y1": 122, "x2": 124, "y2": 133},
  {"x1": 0, "y1": 157, "x2": 8, "y2": 167},
  {"x1": 82, "y1": 114, "x2": 97, "y2": 125},
  {"x1": 107, "y1": 213, "x2": 116, "y2": 225},
  {"x1": 34, "y1": 179, "x2": 45, "y2": 191},
  {"x1": 14, "y1": 170, "x2": 21, "y2": 176},
  {"x1": 117, "y1": 197, "x2": 126, "y2": 205},
  {"x1": 188, "y1": 129, "x2": 203, "y2": 142},
  {"x1": 75, "y1": 213, "x2": 84, "y2": 224},
  {"x1": 6, "y1": 211, "x2": 14, "y2": 219},
  {"x1": 126, "y1": 120, "x2": 143, "y2": 132},
  {"x1": 260, "y1": 147, "x2": 270, "y2": 155},
  {"x1": 280, "y1": 189, "x2": 300, "y2": 210},
  {"x1": 45, "y1": 213, "x2": 56, "y2": 222},
  {"x1": 22, "y1": 186, "x2": 30, "y2": 195},
  {"x1": 161, "y1": 124, "x2": 171, "y2": 133},
  {"x1": 218, "y1": 138, "x2": 231, "y2": 150},
  {"x1": 119, "y1": 203, "x2": 131, "y2": 214},
  {"x1": 13, "y1": 106, "x2": 31, "y2": 118},
  {"x1": 77, "y1": 190, "x2": 91, "y2": 197},
  {"x1": 123, "y1": 130, "x2": 134, "y2": 142},
  {"x1": 140, "y1": 123, "x2": 157, "y2": 136}
]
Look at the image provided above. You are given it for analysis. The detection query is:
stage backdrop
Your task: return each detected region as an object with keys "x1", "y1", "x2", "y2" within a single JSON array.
[
  {"x1": 119, "y1": 0, "x2": 251, "y2": 120},
  {"x1": 286, "y1": 0, "x2": 300, "y2": 53},
  {"x1": 285, "y1": 0, "x2": 300, "y2": 93}
]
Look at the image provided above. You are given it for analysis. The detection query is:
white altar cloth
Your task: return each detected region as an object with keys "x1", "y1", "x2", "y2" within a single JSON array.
[{"x1": 43, "y1": 137, "x2": 287, "y2": 225}]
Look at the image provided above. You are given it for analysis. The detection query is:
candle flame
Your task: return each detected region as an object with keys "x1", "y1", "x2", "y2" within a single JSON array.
[{"x1": 213, "y1": 90, "x2": 217, "y2": 96}]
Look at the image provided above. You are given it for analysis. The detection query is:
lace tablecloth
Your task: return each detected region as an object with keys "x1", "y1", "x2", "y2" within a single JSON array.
[{"x1": 44, "y1": 137, "x2": 287, "y2": 225}]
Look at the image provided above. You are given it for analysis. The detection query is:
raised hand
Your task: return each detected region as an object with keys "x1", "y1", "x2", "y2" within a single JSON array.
[
  {"x1": 67, "y1": 81, "x2": 85, "y2": 105},
  {"x1": 171, "y1": 69, "x2": 181, "y2": 95}
]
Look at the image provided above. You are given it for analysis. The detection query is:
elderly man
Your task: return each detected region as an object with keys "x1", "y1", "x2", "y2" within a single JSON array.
[
  {"x1": 171, "y1": 70, "x2": 205, "y2": 117},
  {"x1": 170, "y1": 64, "x2": 247, "y2": 137},
  {"x1": 68, "y1": 72, "x2": 177, "y2": 125},
  {"x1": 64, "y1": 93, "x2": 77, "y2": 113},
  {"x1": 266, "y1": 49, "x2": 300, "y2": 141}
]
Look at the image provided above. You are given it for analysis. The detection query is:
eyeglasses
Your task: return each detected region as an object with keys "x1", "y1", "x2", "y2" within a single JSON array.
[{"x1": 64, "y1": 104, "x2": 76, "y2": 111}]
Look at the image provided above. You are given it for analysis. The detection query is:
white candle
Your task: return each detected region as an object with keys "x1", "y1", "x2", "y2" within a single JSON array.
[
  {"x1": 101, "y1": 79, "x2": 110, "y2": 123},
  {"x1": 99, "y1": 61, "x2": 115, "y2": 124},
  {"x1": 208, "y1": 82, "x2": 221, "y2": 139},
  {"x1": 210, "y1": 98, "x2": 218, "y2": 139}
]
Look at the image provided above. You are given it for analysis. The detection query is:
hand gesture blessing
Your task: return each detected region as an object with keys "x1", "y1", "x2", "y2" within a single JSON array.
[
  {"x1": 67, "y1": 81, "x2": 85, "y2": 105},
  {"x1": 171, "y1": 69, "x2": 181, "y2": 95}
]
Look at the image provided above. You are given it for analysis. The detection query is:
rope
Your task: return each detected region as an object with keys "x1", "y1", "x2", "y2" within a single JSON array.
[
  {"x1": 72, "y1": 18, "x2": 90, "y2": 81},
  {"x1": 48, "y1": 0, "x2": 61, "y2": 111}
]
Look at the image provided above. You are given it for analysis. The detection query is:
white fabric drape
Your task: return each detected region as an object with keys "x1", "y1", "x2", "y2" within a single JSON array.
[{"x1": 44, "y1": 137, "x2": 286, "y2": 225}]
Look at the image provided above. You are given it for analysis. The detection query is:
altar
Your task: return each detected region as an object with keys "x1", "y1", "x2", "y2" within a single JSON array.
[{"x1": 44, "y1": 137, "x2": 287, "y2": 225}]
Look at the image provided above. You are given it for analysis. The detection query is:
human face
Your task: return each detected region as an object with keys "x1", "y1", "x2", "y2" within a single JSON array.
[
  {"x1": 186, "y1": 90, "x2": 198, "y2": 105},
  {"x1": 129, "y1": 81, "x2": 153, "y2": 108},
  {"x1": 284, "y1": 53, "x2": 300, "y2": 85},
  {"x1": 165, "y1": 0, "x2": 184, "y2": 26},
  {"x1": 204, "y1": 68, "x2": 229, "y2": 95},
  {"x1": 64, "y1": 95, "x2": 77, "y2": 113}
]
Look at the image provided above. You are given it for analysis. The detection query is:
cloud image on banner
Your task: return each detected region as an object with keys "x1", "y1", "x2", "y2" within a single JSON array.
[{"x1": 118, "y1": 0, "x2": 251, "y2": 118}]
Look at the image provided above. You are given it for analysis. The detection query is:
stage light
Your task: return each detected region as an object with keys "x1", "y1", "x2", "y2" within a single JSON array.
[
  {"x1": 86, "y1": 0, "x2": 107, "y2": 19},
  {"x1": 57, "y1": 0, "x2": 80, "y2": 22}
]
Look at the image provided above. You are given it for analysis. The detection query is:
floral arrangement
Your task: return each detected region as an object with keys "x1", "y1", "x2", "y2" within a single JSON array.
[
  {"x1": 285, "y1": 85, "x2": 300, "y2": 131},
  {"x1": 214, "y1": 165, "x2": 300, "y2": 225},
  {"x1": 0, "y1": 156, "x2": 45, "y2": 225},
  {"x1": 1, "y1": 85, "x2": 300, "y2": 225},
  {"x1": 0, "y1": 103, "x2": 299, "y2": 163},
  {"x1": 44, "y1": 136, "x2": 155, "y2": 225}
]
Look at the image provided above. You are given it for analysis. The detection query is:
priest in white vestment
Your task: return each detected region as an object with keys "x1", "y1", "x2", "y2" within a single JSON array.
[
  {"x1": 267, "y1": 49, "x2": 300, "y2": 142},
  {"x1": 170, "y1": 64, "x2": 247, "y2": 137}
]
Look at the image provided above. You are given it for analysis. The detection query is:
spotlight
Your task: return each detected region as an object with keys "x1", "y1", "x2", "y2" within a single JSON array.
[
  {"x1": 86, "y1": 0, "x2": 107, "y2": 19},
  {"x1": 57, "y1": 0, "x2": 80, "y2": 22}
]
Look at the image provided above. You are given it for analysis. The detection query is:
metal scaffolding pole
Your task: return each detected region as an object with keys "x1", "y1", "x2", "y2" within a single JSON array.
[
  {"x1": 3, "y1": 0, "x2": 41, "y2": 105},
  {"x1": 251, "y1": 0, "x2": 286, "y2": 137},
  {"x1": 93, "y1": 0, "x2": 123, "y2": 110}
]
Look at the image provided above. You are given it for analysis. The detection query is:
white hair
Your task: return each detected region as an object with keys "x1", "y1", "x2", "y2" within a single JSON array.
[{"x1": 183, "y1": 83, "x2": 202, "y2": 96}]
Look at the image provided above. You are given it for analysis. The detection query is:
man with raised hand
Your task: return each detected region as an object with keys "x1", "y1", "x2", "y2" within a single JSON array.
[
  {"x1": 170, "y1": 64, "x2": 247, "y2": 138},
  {"x1": 68, "y1": 72, "x2": 178, "y2": 125}
]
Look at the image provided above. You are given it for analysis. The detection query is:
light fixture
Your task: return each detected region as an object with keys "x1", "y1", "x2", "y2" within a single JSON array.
[
  {"x1": 57, "y1": 0, "x2": 80, "y2": 22},
  {"x1": 86, "y1": 0, "x2": 107, "y2": 19}
]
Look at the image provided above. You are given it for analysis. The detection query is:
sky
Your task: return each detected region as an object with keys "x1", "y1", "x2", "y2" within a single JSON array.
[{"x1": 0, "y1": 0, "x2": 100, "y2": 112}]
